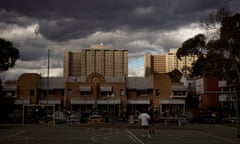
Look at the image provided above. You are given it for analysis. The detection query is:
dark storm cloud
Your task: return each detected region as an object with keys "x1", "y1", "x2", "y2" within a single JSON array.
[
  {"x1": 1, "y1": 0, "x2": 240, "y2": 80},
  {"x1": 0, "y1": 0, "x2": 236, "y2": 41}
]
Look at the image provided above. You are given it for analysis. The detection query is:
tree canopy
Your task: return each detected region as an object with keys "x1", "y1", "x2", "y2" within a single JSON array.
[
  {"x1": 167, "y1": 69, "x2": 182, "y2": 82},
  {"x1": 177, "y1": 9, "x2": 240, "y2": 89},
  {"x1": 0, "y1": 38, "x2": 19, "y2": 124},
  {"x1": 0, "y1": 38, "x2": 20, "y2": 71}
]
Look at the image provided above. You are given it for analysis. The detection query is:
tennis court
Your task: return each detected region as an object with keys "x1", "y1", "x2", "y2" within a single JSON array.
[{"x1": 0, "y1": 123, "x2": 240, "y2": 144}]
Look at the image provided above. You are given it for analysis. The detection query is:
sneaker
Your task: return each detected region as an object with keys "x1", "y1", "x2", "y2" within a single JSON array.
[
  {"x1": 149, "y1": 129, "x2": 154, "y2": 134},
  {"x1": 142, "y1": 134, "x2": 146, "y2": 139},
  {"x1": 148, "y1": 134, "x2": 151, "y2": 139}
]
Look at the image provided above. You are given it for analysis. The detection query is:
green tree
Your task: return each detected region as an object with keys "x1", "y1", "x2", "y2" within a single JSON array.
[
  {"x1": 0, "y1": 38, "x2": 19, "y2": 71},
  {"x1": 0, "y1": 80, "x2": 15, "y2": 124},
  {"x1": 167, "y1": 69, "x2": 182, "y2": 82},
  {"x1": 177, "y1": 8, "x2": 240, "y2": 110},
  {"x1": 177, "y1": 9, "x2": 240, "y2": 87},
  {"x1": 0, "y1": 38, "x2": 19, "y2": 124}
]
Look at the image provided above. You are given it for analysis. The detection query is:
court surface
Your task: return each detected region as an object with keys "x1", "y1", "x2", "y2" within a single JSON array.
[{"x1": 1, "y1": 123, "x2": 240, "y2": 144}]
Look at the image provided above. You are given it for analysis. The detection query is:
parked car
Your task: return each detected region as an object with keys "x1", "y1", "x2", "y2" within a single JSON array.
[
  {"x1": 67, "y1": 115, "x2": 81, "y2": 124},
  {"x1": 198, "y1": 112, "x2": 219, "y2": 124},
  {"x1": 68, "y1": 112, "x2": 81, "y2": 124},
  {"x1": 88, "y1": 114, "x2": 104, "y2": 124},
  {"x1": 176, "y1": 112, "x2": 193, "y2": 120},
  {"x1": 54, "y1": 112, "x2": 67, "y2": 124},
  {"x1": 221, "y1": 114, "x2": 240, "y2": 123}
]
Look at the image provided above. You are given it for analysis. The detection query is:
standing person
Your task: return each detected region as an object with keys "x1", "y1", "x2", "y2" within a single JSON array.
[
  {"x1": 138, "y1": 109, "x2": 151, "y2": 139},
  {"x1": 148, "y1": 105, "x2": 155, "y2": 134}
]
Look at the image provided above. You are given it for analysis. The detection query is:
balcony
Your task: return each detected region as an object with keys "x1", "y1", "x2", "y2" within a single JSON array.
[{"x1": 219, "y1": 94, "x2": 236, "y2": 102}]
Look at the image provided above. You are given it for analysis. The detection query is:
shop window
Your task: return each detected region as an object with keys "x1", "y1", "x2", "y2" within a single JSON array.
[
  {"x1": 80, "y1": 91, "x2": 91, "y2": 96},
  {"x1": 30, "y1": 89, "x2": 35, "y2": 96},
  {"x1": 137, "y1": 90, "x2": 147, "y2": 96}
]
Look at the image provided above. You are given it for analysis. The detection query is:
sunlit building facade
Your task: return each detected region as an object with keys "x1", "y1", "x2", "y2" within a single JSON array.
[
  {"x1": 144, "y1": 48, "x2": 198, "y2": 76},
  {"x1": 144, "y1": 55, "x2": 166, "y2": 76},
  {"x1": 166, "y1": 48, "x2": 198, "y2": 73}
]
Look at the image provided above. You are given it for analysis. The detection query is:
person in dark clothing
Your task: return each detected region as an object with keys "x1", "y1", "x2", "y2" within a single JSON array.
[{"x1": 148, "y1": 105, "x2": 155, "y2": 134}]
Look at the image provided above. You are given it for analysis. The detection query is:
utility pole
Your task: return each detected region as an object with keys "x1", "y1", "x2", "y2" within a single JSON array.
[{"x1": 47, "y1": 49, "x2": 50, "y2": 104}]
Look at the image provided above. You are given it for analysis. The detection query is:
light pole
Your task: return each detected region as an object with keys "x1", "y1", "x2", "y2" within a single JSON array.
[
  {"x1": 111, "y1": 93, "x2": 115, "y2": 121},
  {"x1": 234, "y1": 91, "x2": 239, "y2": 137},
  {"x1": 21, "y1": 95, "x2": 24, "y2": 126},
  {"x1": 47, "y1": 49, "x2": 50, "y2": 104},
  {"x1": 107, "y1": 94, "x2": 109, "y2": 116},
  {"x1": 229, "y1": 38, "x2": 240, "y2": 138}
]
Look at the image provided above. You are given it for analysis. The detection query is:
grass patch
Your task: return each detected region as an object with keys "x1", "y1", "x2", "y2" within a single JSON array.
[{"x1": 220, "y1": 122, "x2": 238, "y2": 128}]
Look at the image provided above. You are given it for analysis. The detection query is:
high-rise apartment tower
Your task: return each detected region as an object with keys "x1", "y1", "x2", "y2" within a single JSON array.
[
  {"x1": 166, "y1": 48, "x2": 198, "y2": 73},
  {"x1": 64, "y1": 44, "x2": 128, "y2": 81},
  {"x1": 144, "y1": 55, "x2": 166, "y2": 76},
  {"x1": 144, "y1": 48, "x2": 198, "y2": 76}
]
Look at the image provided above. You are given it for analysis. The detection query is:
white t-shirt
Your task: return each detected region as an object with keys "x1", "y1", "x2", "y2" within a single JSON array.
[{"x1": 138, "y1": 113, "x2": 150, "y2": 126}]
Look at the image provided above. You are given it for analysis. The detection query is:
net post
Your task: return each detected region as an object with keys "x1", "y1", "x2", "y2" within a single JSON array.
[{"x1": 22, "y1": 104, "x2": 24, "y2": 126}]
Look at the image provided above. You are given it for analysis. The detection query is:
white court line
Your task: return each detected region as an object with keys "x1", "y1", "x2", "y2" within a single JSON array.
[
  {"x1": 128, "y1": 134, "x2": 137, "y2": 143},
  {"x1": 197, "y1": 131, "x2": 240, "y2": 144},
  {"x1": 125, "y1": 128, "x2": 144, "y2": 144},
  {"x1": 0, "y1": 130, "x2": 27, "y2": 140},
  {"x1": 91, "y1": 134, "x2": 112, "y2": 144}
]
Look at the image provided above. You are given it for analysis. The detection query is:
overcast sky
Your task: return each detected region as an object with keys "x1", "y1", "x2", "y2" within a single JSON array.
[{"x1": 0, "y1": 0, "x2": 240, "y2": 81}]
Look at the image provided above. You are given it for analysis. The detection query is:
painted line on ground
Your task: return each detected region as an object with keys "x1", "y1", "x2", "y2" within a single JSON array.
[
  {"x1": 0, "y1": 130, "x2": 27, "y2": 140},
  {"x1": 91, "y1": 134, "x2": 112, "y2": 144},
  {"x1": 197, "y1": 131, "x2": 240, "y2": 144},
  {"x1": 128, "y1": 134, "x2": 137, "y2": 143},
  {"x1": 125, "y1": 128, "x2": 144, "y2": 144}
]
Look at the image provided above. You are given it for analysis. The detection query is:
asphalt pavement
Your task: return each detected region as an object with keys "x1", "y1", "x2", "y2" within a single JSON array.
[{"x1": 0, "y1": 123, "x2": 240, "y2": 144}]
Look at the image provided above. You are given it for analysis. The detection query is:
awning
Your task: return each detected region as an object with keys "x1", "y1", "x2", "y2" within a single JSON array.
[
  {"x1": 160, "y1": 98, "x2": 185, "y2": 104},
  {"x1": 97, "y1": 99, "x2": 120, "y2": 104},
  {"x1": 127, "y1": 99, "x2": 150, "y2": 104},
  {"x1": 79, "y1": 85, "x2": 91, "y2": 92},
  {"x1": 39, "y1": 99, "x2": 61, "y2": 105},
  {"x1": 219, "y1": 94, "x2": 235, "y2": 102},
  {"x1": 71, "y1": 99, "x2": 95, "y2": 104},
  {"x1": 14, "y1": 99, "x2": 30, "y2": 105},
  {"x1": 172, "y1": 86, "x2": 187, "y2": 91},
  {"x1": 100, "y1": 86, "x2": 112, "y2": 92}
]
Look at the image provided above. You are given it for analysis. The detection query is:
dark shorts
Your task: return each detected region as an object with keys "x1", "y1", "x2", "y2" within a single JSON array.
[
  {"x1": 149, "y1": 119, "x2": 154, "y2": 124},
  {"x1": 141, "y1": 126, "x2": 149, "y2": 129}
]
